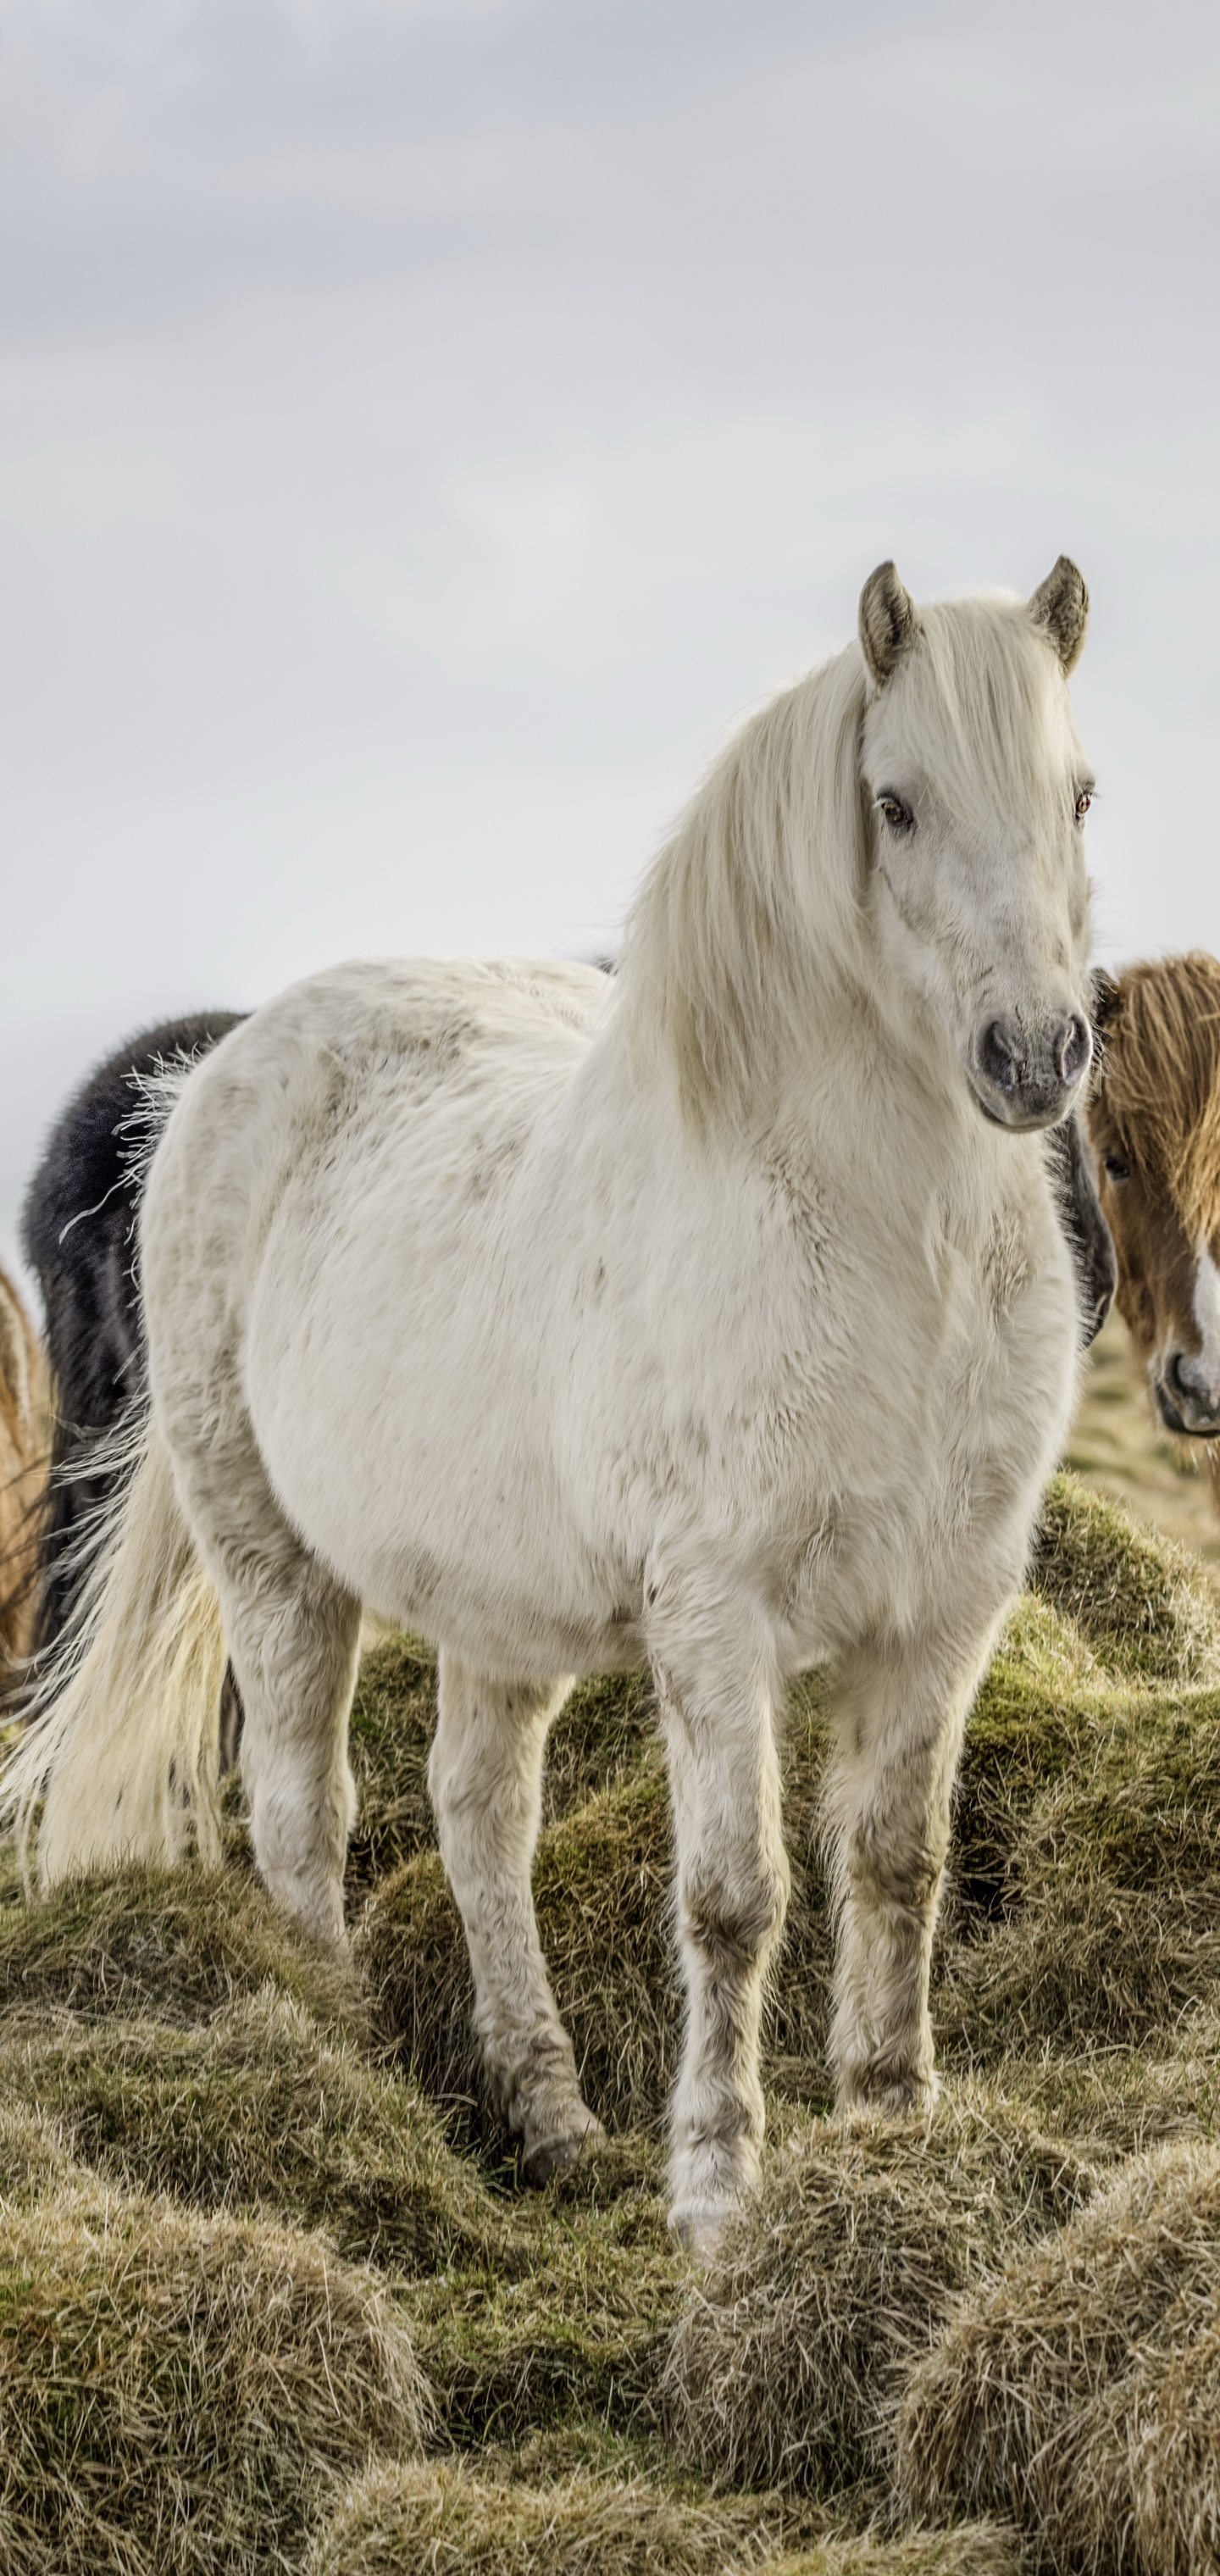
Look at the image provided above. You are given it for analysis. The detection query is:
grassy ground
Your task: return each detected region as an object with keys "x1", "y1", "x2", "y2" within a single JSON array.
[{"x1": 2, "y1": 1323, "x2": 1220, "y2": 2568}]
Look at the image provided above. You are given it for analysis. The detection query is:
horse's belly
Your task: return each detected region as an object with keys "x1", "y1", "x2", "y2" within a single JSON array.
[{"x1": 242, "y1": 1149, "x2": 638, "y2": 1674}]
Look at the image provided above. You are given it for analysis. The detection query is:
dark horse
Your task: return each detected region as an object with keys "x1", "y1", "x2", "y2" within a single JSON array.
[{"x1": 22, "y1": 1013, "x2": 246, "y2": 1742}]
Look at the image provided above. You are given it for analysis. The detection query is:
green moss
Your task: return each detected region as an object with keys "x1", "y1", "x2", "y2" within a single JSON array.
[{"x1": 400, "y1": 2161, "x2": 683, "y2": 2447}]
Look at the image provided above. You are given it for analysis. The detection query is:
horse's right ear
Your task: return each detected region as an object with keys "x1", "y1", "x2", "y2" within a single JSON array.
[
  {"x1": 1092, "y1": 968, "x2": 1122, "y2": 1037},
  {"x1": 1029, "y1": 555, "x2": 1089, "y2": 673},
  {"x1": 858, "y1": 563, "x2": 921, "y2": 687}
]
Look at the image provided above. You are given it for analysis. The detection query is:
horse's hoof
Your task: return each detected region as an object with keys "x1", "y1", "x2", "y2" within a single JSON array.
[
  {"x1": 521, "y1": 2113, "x2": 606, "y2": 2186},
  {"x1": 668, "y1": 2199, "x2": 730, "y2": 2262}
]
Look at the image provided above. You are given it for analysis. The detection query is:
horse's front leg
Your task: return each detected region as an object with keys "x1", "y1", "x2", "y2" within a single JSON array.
[
  {"x1": 428, "y1": 1651, "x2": 603, "y2": 2179},
  {"x1": 824, "y1": 1623, "x2": 999, "y2": 2109},
  {"x1": 653, "y1": 1624, "x2": 790, "y2": 2254}
]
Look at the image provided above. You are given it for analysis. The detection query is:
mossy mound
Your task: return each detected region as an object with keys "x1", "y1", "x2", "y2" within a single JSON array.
[
  {"x1": 939, "y1": 1680, "x2": 1220, "y2": 2056},
  {"x1": 306, "y1": 2457, "x2": 1020, "y2": 2575},
  {"x1": 663, "y1": 2089, "x2": 1097, "y2": 2498},
  {"x1": 0, "y1": 1985, "x2": 496, "y2": 2276},
  {"x1": 360, "y1": 1761, "x2": 680, "y2": 2141},
  {"x1": 0, "y1": 1861, "x2": 358, "y2": 2030},
  {"x1": 0, "y1": 2165, "x2": 428, "y2": 2576},
  {"x1": 346, "y1": 1641, "x2": 659, "y2": 1896},
  {"x1": 345, "y1": 1635, "x2": 436, "y2": 1889},
  {"x1": 401, "y1": 2140, "x2": 683, "y2": 2446},
  {"x1": 1029, "y1": 1470, "x2": 1220, "y2": 1685},
  {"x1": 897, "y1": 2136, "x2": 1220, "y2": 2574}
]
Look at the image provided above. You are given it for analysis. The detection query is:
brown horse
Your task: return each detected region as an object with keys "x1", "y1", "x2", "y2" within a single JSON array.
[
  {"x1": 1090, "y1": 951, "x2": 1220, "y2": 1513},
  {"x1": 0, "y1": 1267, "x2": 48, "y2": 1682}
]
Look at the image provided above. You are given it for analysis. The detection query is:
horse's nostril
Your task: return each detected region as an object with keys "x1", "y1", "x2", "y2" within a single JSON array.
[
  {"x1": 1169, "y1": 1351, "x2": 1191, "y2": 1398},
  {"x1": 1057, "y1": 1015, "x2": 1091, "y2": 1085},
  {"x1": 979, "y1": 1022, "x2": 1019, "y2": 1091}
]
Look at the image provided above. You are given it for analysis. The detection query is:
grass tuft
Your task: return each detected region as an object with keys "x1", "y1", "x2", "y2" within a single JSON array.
[
  {"x1": 0, "y1": 2166, "x2": 429, "y2": 2576},
  {"x1": 663, "y1": 2089, "x2": 1096, "y2": 2499},
  {"x1": 305, "y1": 2457, "x2": 1022, "y2": 2576},
  {"x1": 0, "y1": 1985, "x2": 497, "y2": 2276},
  {"x1": 0, "y1": 1861, "x2": 358, "y2": 2030},
  {"x1": 1029, "y1": 1471, "x2": 1220, "y2": 1684},
  {"x1": 897, "y1": 2135, "x2": 1220, "y2": 2575}
]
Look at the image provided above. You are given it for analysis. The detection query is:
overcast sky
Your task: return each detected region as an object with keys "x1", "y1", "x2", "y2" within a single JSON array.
[{"x1": 3, "y1": 0, "x2": 1218, "y2": 1282}]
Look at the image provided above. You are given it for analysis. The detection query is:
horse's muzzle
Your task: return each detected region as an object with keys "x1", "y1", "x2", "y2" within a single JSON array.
[
  {"x1": 968, "y1": 1012, "x2": 1092, "y2": 1132},
  {"x1": 1156, "y1": 1351, "x2": 1220, "y2": 1438}
]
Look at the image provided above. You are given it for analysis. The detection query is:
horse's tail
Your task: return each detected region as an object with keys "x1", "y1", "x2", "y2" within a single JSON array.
[{"x1": 0, "y1": 1407, "x2": 226, "y2": 1890}]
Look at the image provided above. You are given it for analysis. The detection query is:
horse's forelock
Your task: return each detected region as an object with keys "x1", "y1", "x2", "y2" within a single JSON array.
[
  {"x1": 889, "y1": 594, "x2": 1077, "y2": 831},
  {"x1": 1098, "y1": 953, "x2": 1220, "y2": 1235}
]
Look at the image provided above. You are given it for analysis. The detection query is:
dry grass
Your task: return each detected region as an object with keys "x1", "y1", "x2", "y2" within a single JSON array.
[
  {"x1": 662, "y1": 2089, "x2": 1097, "y2": 2500},
  {"x1": 0, "y1": 2162, "x2": 429, "y2": 2576},
  {"x1": 0, "y1": 1462, "x2": 1213, "y2": 2568},
  {"x1": 938, "y1": 1677, "x2": 1220, "y2": 2058},
  {"x1": 896, "y1": 2136, "x2": 1220, "y2": 2575},
  {"x1": 0, "y1": 1860, "x2": 358, "y2": 2030},
  {"x1": 0, "y1": 1985, "x2": 496, "y2": 2276},
  {"x1": 1030, "y1": 1470, "x2": 1220, "y2": 1684},
  {"x1": 305, "y1": 2458, "x2": 1022, "y2": 2576}
]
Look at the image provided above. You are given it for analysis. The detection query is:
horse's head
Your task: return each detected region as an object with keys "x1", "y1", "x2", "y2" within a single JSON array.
[
  {"x1": 857, "y1": 557, "x2": 1095, "y2": 1132},
  {"x1": 1089, "y1": 955, "x2": 1220, "y2": 1438}
]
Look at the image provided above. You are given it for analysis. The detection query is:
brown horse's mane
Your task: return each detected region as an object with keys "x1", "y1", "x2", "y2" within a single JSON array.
[{"x1": 1095, "y1": 951, "x2": 1220, "y2": 1235}]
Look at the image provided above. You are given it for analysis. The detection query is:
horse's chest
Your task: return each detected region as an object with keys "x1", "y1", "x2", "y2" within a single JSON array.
[{"x1": 776, "y1": 1196, "x2": 1074, "y2": 1657}]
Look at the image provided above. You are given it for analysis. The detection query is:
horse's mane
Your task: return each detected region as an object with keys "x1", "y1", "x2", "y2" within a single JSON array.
[
  {"x1": 616, "y1": 644, "x2": 869, "y2": 1128},
  {"x1": 616, "y1": 594, "x2": 1075, "y2": 1130},
  {"x1": 1097, "y1": 952, "x2": 1220, "y2": 1235}
]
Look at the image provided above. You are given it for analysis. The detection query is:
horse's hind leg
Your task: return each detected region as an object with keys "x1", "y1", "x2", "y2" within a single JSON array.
[
  {"x1": 175, "y1": 1436, "x2": 362, "y2": 1946},
  {"x1": 428, "y1": 1652, "x2": 603, "y2": 2179}
]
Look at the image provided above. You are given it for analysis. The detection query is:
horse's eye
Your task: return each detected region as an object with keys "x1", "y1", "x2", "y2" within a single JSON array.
[
  {"x1": 876, "y1": 794, "x2": 913, "y2": 834},
  {"x1": 1074, "y1": 790, "x2": 1093, "y2": 823},
  {"x1": 1102, "y1": 1150, "x2": 1130, "y2": 1184}
]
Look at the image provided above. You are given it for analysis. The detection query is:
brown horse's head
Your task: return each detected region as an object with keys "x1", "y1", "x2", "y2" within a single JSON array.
[{"x1": 1088, "y1": 952, "x2": 1220, "y2": 1436}]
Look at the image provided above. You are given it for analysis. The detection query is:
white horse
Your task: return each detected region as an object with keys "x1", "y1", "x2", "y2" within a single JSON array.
[{"x1": 6, "y1": 558, "x2": 1095, "y2": 2249}]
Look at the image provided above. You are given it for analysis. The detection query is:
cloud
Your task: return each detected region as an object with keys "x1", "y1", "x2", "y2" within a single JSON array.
[{"x1": 1, "y1": 0, "x2": 1218, "y2": 1269}]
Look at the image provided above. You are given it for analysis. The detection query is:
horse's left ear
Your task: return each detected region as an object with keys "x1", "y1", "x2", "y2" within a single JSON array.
[
  {"x1": 859, "y1": 562, "x2": 922, "y2": 687},
  {"x1": 1029, "y1": 555, "x2": 1089, "y2": 673}
]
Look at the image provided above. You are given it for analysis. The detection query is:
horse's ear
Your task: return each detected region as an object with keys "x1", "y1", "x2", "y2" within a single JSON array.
[
  {"x1": 858, "y1": 562, "x2": 921, "y2": 687},
  {"x1": 1092, "y1": 967, "x2": 1122, "y2": 1037},
  {"x1": 1029, "y1": 555, "x2": 1089, "y2": 674}
]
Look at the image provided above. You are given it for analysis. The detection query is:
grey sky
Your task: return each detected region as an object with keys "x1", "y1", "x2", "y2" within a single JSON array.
[{"x1": 3, "y1": 0, "x2": 1218, "y2": 1279}]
